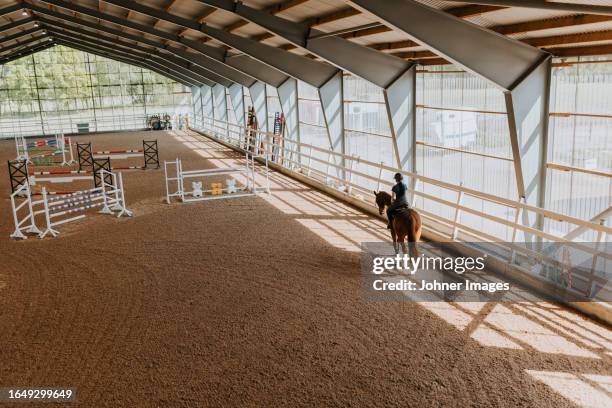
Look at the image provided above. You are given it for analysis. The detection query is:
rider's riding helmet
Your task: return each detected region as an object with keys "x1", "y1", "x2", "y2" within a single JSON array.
[{"x1": 394, "y1": 172, "x2": 403, "y2": 182}]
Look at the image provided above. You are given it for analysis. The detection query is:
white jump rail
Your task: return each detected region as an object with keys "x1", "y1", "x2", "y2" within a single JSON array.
[
  {"x1": 93, "y1": 149, "x2": 143, "y2": 160},
  {"x1": 10, "y1": 169, "x2": 131, "y2": 240},
  {"x1": 164, "y1": 150, "x2": 269, "y2": 203},
  {"x1": 29, "y1": 169, "x2": 93, "y2": 185}
]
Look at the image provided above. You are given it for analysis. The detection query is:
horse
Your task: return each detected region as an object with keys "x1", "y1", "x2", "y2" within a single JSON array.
[{"x1": 374, "y1": 191, "x2": 422, "y2": 256}]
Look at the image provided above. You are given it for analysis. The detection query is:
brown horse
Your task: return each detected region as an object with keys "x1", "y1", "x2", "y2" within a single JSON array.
[{"x1": 374, "y1": 191, "x2": 422, "y2": 256}]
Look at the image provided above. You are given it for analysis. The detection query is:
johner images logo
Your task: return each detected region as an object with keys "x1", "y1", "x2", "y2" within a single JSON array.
[{"x1": 360, "y1": 242, "x2": 611, "y2": 303}]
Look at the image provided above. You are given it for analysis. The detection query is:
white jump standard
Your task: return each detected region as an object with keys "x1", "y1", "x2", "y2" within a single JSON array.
[
  {"x1": 9, "y1": 169, "x2": 131, "y2": 240},
  {"x1": 164, "y1": 151, "x2": 270, "y2": 203}
]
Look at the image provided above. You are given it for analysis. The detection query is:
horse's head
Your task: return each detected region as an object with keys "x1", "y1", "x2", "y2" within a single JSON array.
[{"x1": 373, "y1": 190, "x2": 391, "y2": 215}]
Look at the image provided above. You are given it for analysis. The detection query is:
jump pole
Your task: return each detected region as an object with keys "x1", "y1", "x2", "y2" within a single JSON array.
[{"x1": 78, "y1": 140, "x2": 159, "y2": 171}]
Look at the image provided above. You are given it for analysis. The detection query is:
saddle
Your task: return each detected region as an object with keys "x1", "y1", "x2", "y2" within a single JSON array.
[{"x1": 391, "y1": 204, "x2": 410, "y2": 215}]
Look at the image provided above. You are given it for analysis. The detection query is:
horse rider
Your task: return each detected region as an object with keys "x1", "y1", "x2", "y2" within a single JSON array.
[{"x1": 387, "y1": 172, "x2": 410, "y2": 229}]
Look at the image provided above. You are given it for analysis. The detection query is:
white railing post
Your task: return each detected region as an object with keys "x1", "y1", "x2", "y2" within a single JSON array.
[
  {"x1": 347, "y1": 155, "x2": 357, "y2": 195},
  {"x1": 509, "y1": 197, "x2": 526, "y2": 264},
  {"x1": 587, "y1": 219, "x2": 606, "y2": 297},
  {"x1": 411, "y1": 178, "x2": 419, "y2": 208},
  {"x1": 376, "y1": 161, "x2": 384, "y2": 192},
  {"x1": 325, "y1": 151, "x2": 332, "y2": 185},
  {"x1": 451, "y1": 184, "x2": 464, "y2": 240}
]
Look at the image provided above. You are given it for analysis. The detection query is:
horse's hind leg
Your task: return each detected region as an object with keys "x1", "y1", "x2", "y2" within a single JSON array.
[
  {"x1": 408, "y1": 242, "x2": 418, "y2": 258},
  {"x1": 391, "y1": 230, "x2": 399, "y2": 255},
  {"x1": 400, "y1": 238, "x2": 408, "y2": 255}
]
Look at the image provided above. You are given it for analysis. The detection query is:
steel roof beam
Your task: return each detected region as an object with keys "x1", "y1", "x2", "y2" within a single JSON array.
[
  {"x1": 0, "y1": 3, "x2": 28, "y2": 19},
  {"x1": 95, "y1": 0, "x2": 339, "y2": 87},
  {"x1": 32, "y1": 0, "x2": 289, "y2": 87},
  {"x1": 55, "y1": 40, "x2": 199, "y2": 87},
  {"x1": 47, "y1": 26, "x2": 229, "y2": 87},
  {"x1": 444, "y1": 0, "x2": 612, "y2": 17},
  {"x1": 0, "y1": 27, "x2": 42, "y2": 45},
  {"x1": 196, "y1": 0, "x2": 413, "y2": 89},
  {"x1": 346, "y1": 0, "x2": 547, "y2": 91},
  {"x1": 0, "y1": 16, "x2": 35, "y2": 33},
  {"x1": 0, "y1": 41, "x2": 56, "y2": 65},
  {"x1": 29, "y1": 7, "x2": 256, "y2": 87},
  {"x1": 52, "y1": 34, "x2": 210, "y2": 87},
  {"x1": 0, "y1": 34, "x2": 51, "y2": 56},
  {"x1": 346, "y1": 0, "x2": 552, "y2": 220}
]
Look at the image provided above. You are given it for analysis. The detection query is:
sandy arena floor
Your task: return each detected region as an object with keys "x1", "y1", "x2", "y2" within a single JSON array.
[{"x1": 0, "y1": 130, "x2": 610, "y2": 407}]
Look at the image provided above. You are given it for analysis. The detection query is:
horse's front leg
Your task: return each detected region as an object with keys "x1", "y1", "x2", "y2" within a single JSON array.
[{"x1": 390, "y1": 230, "x2": 399, "y2": 255}]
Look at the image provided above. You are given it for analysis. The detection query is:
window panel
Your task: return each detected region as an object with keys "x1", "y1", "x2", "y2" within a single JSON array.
[{"x1": 0, "y1": 45, "x2": 192, "y2": 137}]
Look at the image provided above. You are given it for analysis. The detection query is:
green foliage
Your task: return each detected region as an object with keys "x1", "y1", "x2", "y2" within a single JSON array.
[{"x1": 0, "y1": 45, "x2": 190, "y2": 118}]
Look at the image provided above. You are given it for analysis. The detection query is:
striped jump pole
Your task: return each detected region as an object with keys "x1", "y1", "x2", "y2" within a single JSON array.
[
  {"x1": 29, "y1": 170, "x2": 93, "y2": 176},
  {"x1": 31, "y1": 191, "x2": 81, "y2": 196},
  {"x1": 93, "y1": 149, "x2": 142, "y2": 154},
  {"x1": 78, "y1": 140, "x2": 159, "y2": 171}
]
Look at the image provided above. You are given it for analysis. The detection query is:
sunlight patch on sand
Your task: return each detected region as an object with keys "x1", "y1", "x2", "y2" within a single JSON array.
[{"x1": 526, "y1": 370, "x2": 612, "y2": 408}]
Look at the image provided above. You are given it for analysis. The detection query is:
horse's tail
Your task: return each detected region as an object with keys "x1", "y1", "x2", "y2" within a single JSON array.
[{"x1": 407, "y1": 211, "x2": 419, "y2": 258}]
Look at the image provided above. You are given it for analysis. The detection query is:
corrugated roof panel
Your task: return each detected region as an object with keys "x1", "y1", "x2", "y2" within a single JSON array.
[
  {"x1": 280, "y1": 0, "x2": 347, "y2": 22},
  {"x1": 512, "y1": 21, "x2": 612, "y2": 39},
  {"x1": 466, "y1": 7, "x2": 576, "y2": 28},
  {"x1": 547, "y1": 39, "x2": 612, "y2": 49},
  {"x1": 349, "y1": 30, "x2": 413, "y2": 46}
]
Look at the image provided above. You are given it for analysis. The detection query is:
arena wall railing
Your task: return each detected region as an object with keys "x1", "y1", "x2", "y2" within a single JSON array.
[{"x1": 190, "y1": 116, "x2": 612, "y2": 324}]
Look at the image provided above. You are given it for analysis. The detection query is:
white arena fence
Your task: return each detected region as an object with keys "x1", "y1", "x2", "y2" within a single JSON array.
[
  {"x1": 0, "y1": 113, "x2": 191, "y2": 139},
  {"x1": 191, "y1": 116, "x2": 611, "y2": 296},
  {"x1": 0, "y1": 114, "x2": 150, "y2": 138},
  {"x1": 10, "y1": 169, "x2": 132, "y2": 240}
]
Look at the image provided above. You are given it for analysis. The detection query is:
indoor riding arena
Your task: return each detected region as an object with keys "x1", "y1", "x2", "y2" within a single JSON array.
[{"x1": 0, "y1": 1, "x2": 611, "y2": 407}]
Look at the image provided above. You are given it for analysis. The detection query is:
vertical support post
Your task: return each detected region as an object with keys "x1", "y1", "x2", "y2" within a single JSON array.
[
  {"x1": 202, "y1": 84, "x2": 214, "y2": 130},
  {"x1": 249, "y1": 81, "x2": 268, "y2": 134},
  {"x1": 213, "y1": 84, "x2": 228, "y2": 123},
  {"x1": 229, "y1": 83, "x2": 245, "y2": 127},
  {"x1": 318, "y1": 72, "x2": 345, "y2": 181},
  {"x1": 384, "y1": 66, "x2": 417, "y2": 200},
  {"x1": 277, "y1": 78, "x2": 300, "y2": 167},
  {"x1": 509, "y1": 197, "x2": 526, "y2": 264},
  {"x1": 191, "y1": 85, "x2": 202, "y2": 129},
  {"x1": 505, "y1": 56, "x2": 552, "y2": 236}
]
